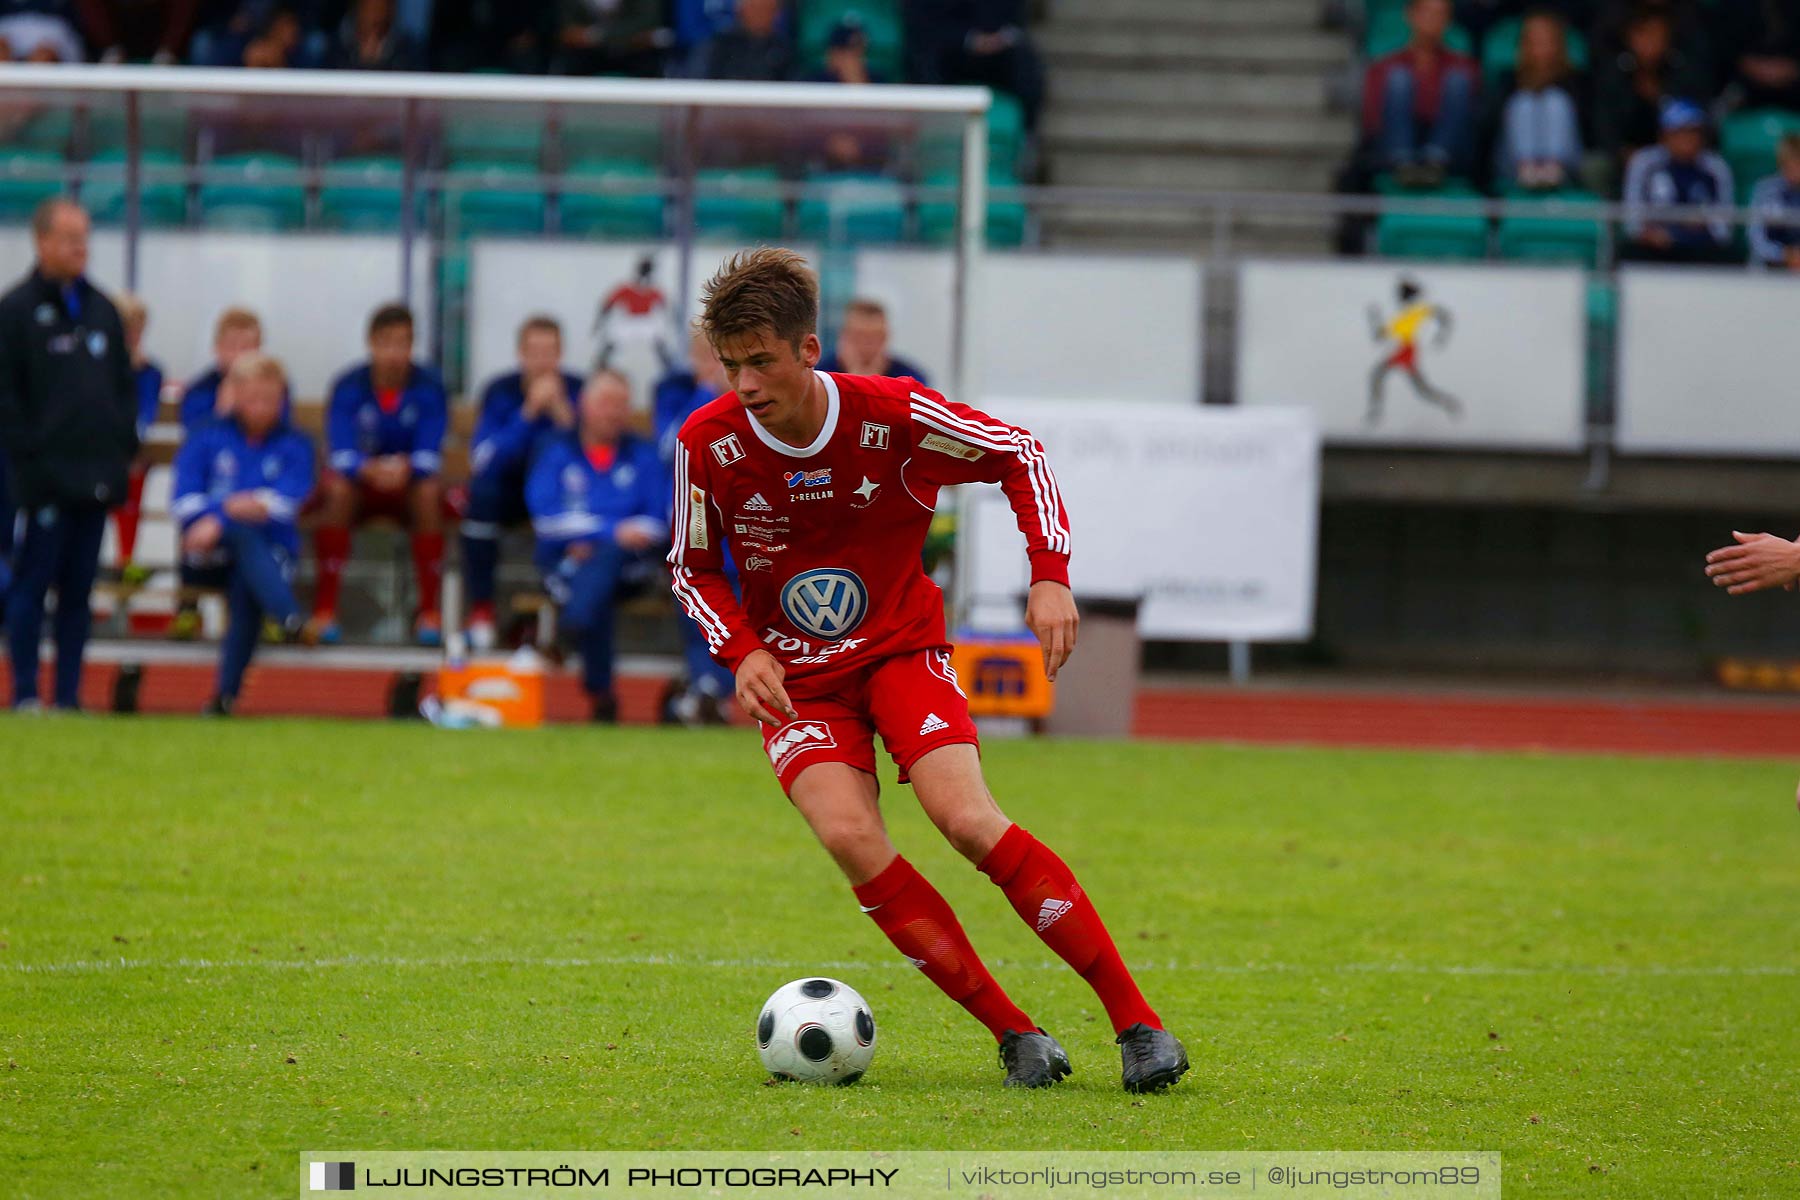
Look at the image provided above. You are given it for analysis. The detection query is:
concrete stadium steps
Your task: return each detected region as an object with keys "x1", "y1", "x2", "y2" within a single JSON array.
[{"x1": 1035, "y1": 0, "x2": 1356, "y2": 257}]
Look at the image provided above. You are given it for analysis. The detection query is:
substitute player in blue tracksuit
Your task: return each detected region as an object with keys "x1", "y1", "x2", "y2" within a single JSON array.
[
  {"x1": 170, "y1": 354, "x2": 316, "y2": 714},
  {"x1": 526, "y1": 369, "x2": 667, "y2": 723},
  {"x1": 462, "y1": 314, "x2": 580, "y2": 650},
  {"x1": 652, "y1": 332, "x2": 738, "y2": 722}
]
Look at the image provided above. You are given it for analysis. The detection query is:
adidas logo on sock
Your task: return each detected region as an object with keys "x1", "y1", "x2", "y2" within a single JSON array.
[
  {"x1": 1036, "y1": 898, "x2": 1074, "y2": 932},
  {"x1": 918, "y1": 712, "x2": 949, "y2": 735},
  {"x1": 744, "y1": 492, "x2": 773, "y2": 512}
]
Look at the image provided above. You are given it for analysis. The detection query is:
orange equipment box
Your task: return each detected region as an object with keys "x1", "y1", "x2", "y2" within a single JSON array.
[
  {"x1": 950, "y1": 637, "x2": 1055, "y2": 720},
  {"x1": 437, "y1": 658, "x2": 545, "y2": 727}
]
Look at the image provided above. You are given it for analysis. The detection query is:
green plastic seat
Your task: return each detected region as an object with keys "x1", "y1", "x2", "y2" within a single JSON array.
[
  {"x1": 320, "y1": 155, "x2": 426, "y2": 231},
  {"x1": 1365, "y1": 12, "x2": 1473, "y2": 58},
  {"x1": 694, "y1": 166, "x2": 785, "y2": 241},
  {"x1": 797, "y1": 0, "x2": 904, "y2": 81},
  {"x1": 1375, "y1": 183, "x2": 1488, "y2": 259},
  {"x1": 560, "y1": 121, "x2": 661, "y2": 168},
  {"x1": 1721, "y1": 108, "x2": 1800, "y2": 201},
  {"x1": 82, "y1": 149, "x2": 187, "y2": 226},
  {"x1": 1479, "y1": 14, "x2": 1589, "y2": 86},
  {"x1": 560, "y1": 157, "x2": 663, "y2": 238},
  {"x1": 199, "y1": 152, "x2": 305, "y2": 230},
  {"x1": 1496, "y1": 189, "x2": 1604, "y2": 267},
  {"x1": 445, "y1": 160, "x2": 545, "y2": 235},
  {"x1": 5, "y1": 108, "x2": 73, "y2": 154},
  {"x1": 0, "y1": 149, "x2": 66, "y2": 218},
  {"x1": 445, "y1": 119, "x2": 544, "y2": 167},
  {"x1": 917, "y1": 168, "x2": 1027, "y2": 247},
  {"x1": 81, "y1": 108, "x2": 188, "y2": 156},
  {"x1": 797, "y1": 172, "x2": 906, "y2": 244},
  {"x1": 919, "y1": 93, "x2": 1029, "y2": 179}
]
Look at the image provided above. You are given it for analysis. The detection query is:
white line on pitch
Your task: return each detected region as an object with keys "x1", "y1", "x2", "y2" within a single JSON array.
[{"x1": 1, "y1": 954, "x2": 1793, "y2": 978}]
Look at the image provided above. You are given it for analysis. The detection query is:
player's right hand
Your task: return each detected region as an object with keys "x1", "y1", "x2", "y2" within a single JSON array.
[{"x1": 736, "y1": 649, "x2": 798, "y2": 726}]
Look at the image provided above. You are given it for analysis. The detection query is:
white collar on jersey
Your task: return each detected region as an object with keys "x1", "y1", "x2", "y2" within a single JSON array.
[{"x1": 744, "y1": 369, "x2": 840, "y2": 459}]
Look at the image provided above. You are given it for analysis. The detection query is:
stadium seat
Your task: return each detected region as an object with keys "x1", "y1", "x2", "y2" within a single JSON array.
[
  {"x1": 4, "y1": 106, "x2": 74, "y2": 154},
  {"x1": 916, "y1": 167, "x2": 1027, "y2": 247},
  {"x1": 199, "y1": 152, "x2": 306, "y2": 230},
  {"x1": 81, "y1": 107, "x2": 189, "y2": 157},
  {"x1": 0, "y1": 149, "x2": 66, "y2": 219},
  {"x1": 559, "y1": 157, "x2": 664, "y2": 238},
  {"x1": 560, "y1": 121, "x2": 662, "y2": 169},
  {"x1": 1478, "y1": 15, "x2": 1589, "y2": 86},
  {"x1": 694, "y1": 166, "x2": 785, "y2": 241},
  {"x1": 82, "y1": 149, "x2": 188, "y2": 226},
  {"x1": 1721, "y1": 108, "x2": 1800, "y2": 201},
  {"x1": 1496, "y1": 189, "x2": 1604, "y2": 267},
  {"x1": 445, "y1": 160, "x2": 546, "y2": 236},
  {"x1": 919, "y1": 92, "x2": 1030, "y2": 180},
  {"x1": 1375, "y1": 182, "x2": 1489, "y2": 260},
  {"x1": 1365, "y1": 11, "x2": 1473, "y2": 58},
  {"x1": 320, "y1": 155, "x2": 424, "y2": 232},
  {"x1": 444, "y1": 118, "x2": 544, "y2": 167},
  {"x1": 797, "y1": 172, "x2": 906, "y2": 244},
  {"x1": 797, "y1": 0, "x2": 904, "y2": 81}
]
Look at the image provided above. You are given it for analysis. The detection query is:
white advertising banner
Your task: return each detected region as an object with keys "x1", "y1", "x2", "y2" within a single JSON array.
[
  {"x1": 962, "y1": 400, "x2": 1319, "y2": 642},
  {"x1": 1236, "y1": 259, "x2": 1587, "y2": 451},
  {"x1": 1617, "y1": 268, "x2": 1800, "y2": 457},
  {"x1": 0, "y1": 230, "x2": 431, "y2": 399}
]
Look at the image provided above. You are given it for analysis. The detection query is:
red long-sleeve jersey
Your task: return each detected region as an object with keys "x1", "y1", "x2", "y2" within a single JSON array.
[{"x1": 667, "y1": 371, "x2": 1071, "y2": 691}]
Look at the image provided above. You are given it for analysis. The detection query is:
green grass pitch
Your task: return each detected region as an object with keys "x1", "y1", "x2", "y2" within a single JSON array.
[{"x1": 3, "y1": 717, "x2": 1798, "y2": 1197}]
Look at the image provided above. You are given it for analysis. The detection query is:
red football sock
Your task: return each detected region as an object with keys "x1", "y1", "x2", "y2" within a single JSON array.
[
  {"x1": 313, "y1": 525, "x2": 350, "y2": 618},
  {"x1": 115, "y1": 467, "x2": 146, "y2": 561},
  {"x1": 979, "y1": 824, "x2": 1161, "y2": 1035},
  {"x1": 411, "y1": 530, "x2": 444, "y2": 614},
  {"x1": 853, "y1": 855, "x2": 1036, "y2": 1042}
]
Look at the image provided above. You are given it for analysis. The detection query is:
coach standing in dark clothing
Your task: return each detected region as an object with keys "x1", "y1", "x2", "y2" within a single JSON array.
[{"x1": 0, "y1": 198, "x2": 136, "y2": 711}]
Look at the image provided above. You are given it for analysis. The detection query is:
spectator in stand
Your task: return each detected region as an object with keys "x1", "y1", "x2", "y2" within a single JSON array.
[
  {"x1": 1749, "y1": 133, "x2": 1800, "y2": 269},
  {"x1": 817, "y1": 297, "x2": 929, "y2": 383},
  {"x1": 78, "y1": 0, "x2": 200, "y2": 63},
  {"x1": 0, "y1": 0, "x2": 86, "y2": 60},
  {"x1": 171, "y1": 353, "x2": 316, "y2": 716},
  {"x1": 0, "y1": 198, "x2": 135, "y2": 712},
  {"x1": 1455, "y1": 0, "x2": 1597, "y2": 47},
  {"x1": 461, "y1": 314, "x2": 580, "y2": 652},
  {"x1": 554, "y1": 0, "x2": 669, "y2": 77},
  {"x1": 692, "y1": 0, "x2": 790, "y2": 82},
  {"x1": 526, "y1": 368, "x2": 667, "y2": 724},
  {"x1": 1593, "y1": 7, "x2": 1711, "y2": 178},
  {"x1": 326, "y1": 0, "x2": 423, "y2": 70},
  {"x1": 906, "y1": 0, "x2": 1044, "y2": 130},
  {"x1": 1720, "y1": 0, "x2": 1800, "y2": 111},
  {"x1": 803, "y1": 14, "x2": 884, "y2": 83},
  {"x1": 652, "y1": 330, "x2": 735, "y2": 725},
  {"x1": 189, "y1": 1, "x2": 327, "y2": 68},
  {"x1": 314, "y1": 302, "x2": 447, "y2": 646},
  {"x1": 1621, "y1": 97, "x2": 1737, "y2": 262},
  {"x1": 1363, "y1": 0, "x2": 1481, "y2": 185},
  {"x1": 111, "y1": 292, "x2": 164, "y2": 586},
  {"x1": 428, "y1": 0, "x2": 554, "y2": 73},
  {"x1": 1488, "y1": 8, "x2": 1587, "y2": 190}
]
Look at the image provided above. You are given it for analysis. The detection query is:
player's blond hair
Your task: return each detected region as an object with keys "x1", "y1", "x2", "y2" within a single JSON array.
[
  {"x1": 227, "y1": 351, "x2": 287, "y2": 389},
  {"x1": 698, "y1": 248, "x2": 818, "y2": 351},
  {"x1": 213, "y1": 306, "x2": 261, "y2": 343}
]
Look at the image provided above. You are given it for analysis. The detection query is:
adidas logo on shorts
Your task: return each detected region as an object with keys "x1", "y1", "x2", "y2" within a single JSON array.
[
  {"x1": 918, "y1": 712, "x2": 950, "y2": 735},
  {"x1": 1036, "y1": 898, "x2": 1074, "y2": 932},
  {"x1": 744, "y1": 492, "x2": 773, "y2": 512}
]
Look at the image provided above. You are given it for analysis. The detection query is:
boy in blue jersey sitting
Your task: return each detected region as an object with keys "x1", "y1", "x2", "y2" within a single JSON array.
[
  {"x1": 314, "y1": 303, "x2": 448, "y2": 646},
  {"x1": 527, "y1": 368, "x2": 667, "y2": 723},
  {"x1": 169, "y1": 353, "x2": 317, "y2": 716},
  {"x1": 462, "y1": 313, "x2": 580, "y2": 651},
  {"x1": 180, "y1": 307, "x2": 266, "y2": 433}
]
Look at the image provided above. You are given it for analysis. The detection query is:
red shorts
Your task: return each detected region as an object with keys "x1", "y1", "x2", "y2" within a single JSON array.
[
  {"x1": 1385, "y1": 343, "x2": 1418, "y2": 370},
  {"x1": 354, "y1": 480, "x2": 414, "y2": 523},
  {"x1": 759, "y1": 647, "x2": 979, "y2": 794}
]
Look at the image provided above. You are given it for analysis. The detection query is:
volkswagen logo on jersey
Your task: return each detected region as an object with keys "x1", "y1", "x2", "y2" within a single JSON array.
[{"x1": 781, "y1": 568, "x2": 868, "y2": 640}]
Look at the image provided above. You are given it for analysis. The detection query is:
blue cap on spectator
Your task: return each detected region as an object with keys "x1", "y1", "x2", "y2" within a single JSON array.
[
  {"x1": 1659, "y1": 98, "x2": 1706, "y2": 133},
  {"x1": 827, "y1": 14, "x2": 866, "y2": 49}
]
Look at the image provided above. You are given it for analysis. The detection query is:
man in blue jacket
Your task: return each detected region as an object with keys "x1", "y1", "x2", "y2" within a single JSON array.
[
  {"x1": 170, "y1": 353, "x2": 316, "y2": 715},
  {"x1": 462, "y1": 313, "x2": 579, "y2": 650},
  {"x1": 527, "y1": 368, "x2": 667, "y2": 722},
  {"x1": 314, "y1": 303, "x2": 447, "y2": 645}
]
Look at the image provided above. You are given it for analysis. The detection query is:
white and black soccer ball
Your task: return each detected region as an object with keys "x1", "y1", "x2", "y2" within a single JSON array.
[{"x1": 756, "y1": 977, "x2": 876, "y2": 1085}]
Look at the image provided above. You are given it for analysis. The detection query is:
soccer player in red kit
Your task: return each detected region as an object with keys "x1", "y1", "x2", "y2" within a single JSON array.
[{"x1": 668, "y1": 249, "x2": 1189, "y2": 1092}]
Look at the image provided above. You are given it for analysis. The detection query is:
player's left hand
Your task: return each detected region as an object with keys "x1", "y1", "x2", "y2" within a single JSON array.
[
  {"x1": 1026, "y1": 580, "x2": 1079, "y2": 682},
  {"x1": 1704, "y1": 531, "x2": 1800, "y2": 595}
]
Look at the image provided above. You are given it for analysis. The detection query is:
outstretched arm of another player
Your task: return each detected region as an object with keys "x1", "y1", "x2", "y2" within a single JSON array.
[
  {"x1": 1026, "y1": 579, "x2": 1079, "y2": 682},
  {"x1": 1705, "y1": 531, "x2": 1800, "y2": 595}
]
